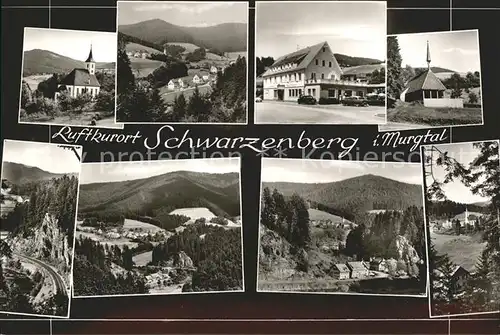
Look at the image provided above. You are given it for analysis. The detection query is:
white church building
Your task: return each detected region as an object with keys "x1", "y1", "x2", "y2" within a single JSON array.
[{"x1": 56, "y1": 45, "x2": 101, "y2": 99}]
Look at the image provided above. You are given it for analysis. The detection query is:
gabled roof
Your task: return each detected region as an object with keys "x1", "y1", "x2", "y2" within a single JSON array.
[
  {"x1": 405, "y1": 69, "x2": 447, "y2": 94},
  {"x1": 59, "y1": 68, "x2": 100, "y2": 87},
  {"x1": 333, "y1": 263, "x2": 350, "y2": 273},
  {"x1": 262, "y1": 41, "x2": 337, "y2": 77},
  {"x1": 346, "y1": 262, "x2": 368, "y2": 271}
]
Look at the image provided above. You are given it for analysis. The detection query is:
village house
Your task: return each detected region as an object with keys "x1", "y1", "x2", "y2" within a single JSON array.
[
  {"x1": 56, "y1": 45, "x2": 101, "y2": 99},
  {"x1": 261, "y1": 41, "x2": 384, "y2": 102},
  {"x1": 126, "y1": 51, "x2": 134, "y2": 58},
  {"x1": 400, "y1": 41, "x2": 463, "y2": 108},
  {"x1": 192, "y1": 74, "x2": 204, "y2": 85},
  {"x1": 167, "y1": 79, "x2": 179, "y2": 90},
  {"x1": 346, "y1": 261, "x2": 369, "y2": 279},
  {"x1": 369, "y1": 258, "x2": 389, "y2": 272},
  {"x1": 451, "y1": 265, "x2": 470, "y2": 292},
  {"x1": 210, "y1": 65, "x2": 218, "y2": 74},
  {"x1": 178, "y1": 78, "x2": 185, "y2": 88},
  {"x1": 331, "y1": 263, "x2": 350, "y2": 280},
  {"x1": 202, "y1": 74, "x2": 210, "y2": 81}
]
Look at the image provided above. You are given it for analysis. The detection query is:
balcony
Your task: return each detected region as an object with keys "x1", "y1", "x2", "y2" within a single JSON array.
[{"x1": 304, "y1": 78, "x2": 385, "y2": 87}]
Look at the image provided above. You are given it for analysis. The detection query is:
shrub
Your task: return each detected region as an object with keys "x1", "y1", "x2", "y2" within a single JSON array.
[
  {"x1": 318, "y1": 97, "x2": 339, "y2": 105},
  {"x1": 19, "y1": 109, "x2": 27, "y2": 119}
]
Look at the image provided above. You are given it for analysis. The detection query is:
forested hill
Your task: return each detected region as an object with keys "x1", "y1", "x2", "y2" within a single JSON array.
[
  {"x1": 2, "y1": 162, "x2": 74, "y2": 185},
  {"x1": 118, "y1": 19, "x2": 247, "y2": 53},
  {"x1": 264, "y1": 174, "x2": 423, "y2": 217},
  {"x1": 426, "y1": 199, "x2": 490, "y2": 219},
  {"x1": 78, "y1": 171, "x2": 240, "y2": 219}
]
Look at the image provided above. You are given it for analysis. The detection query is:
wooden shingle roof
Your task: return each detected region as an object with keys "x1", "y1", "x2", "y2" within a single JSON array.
[{"x1": 405, "y1": 69, "x2": 446, "y2": 94}]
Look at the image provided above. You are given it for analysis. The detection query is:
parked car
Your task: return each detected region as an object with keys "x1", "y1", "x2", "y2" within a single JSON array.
[
  {"x1": 255, "y1": 96, "x2": 263, "y2": 103},
  {"x1": 298, "y1": 95, "x2": 317, "y2": 105},
  {"x1": 342, "y1": 96, "x2": 369, "y2": 107}
]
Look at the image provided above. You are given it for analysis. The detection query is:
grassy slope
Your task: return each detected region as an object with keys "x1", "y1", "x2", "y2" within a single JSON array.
[{"x1": 387, "y1": 103, "x2": 482, "y2": 126}]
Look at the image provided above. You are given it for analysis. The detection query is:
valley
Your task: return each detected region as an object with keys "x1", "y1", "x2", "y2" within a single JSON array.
[
  {"x1": 73, "y1": 166, "x2": 243, "y2": 297},
  {"x1": 258, "y1": 173, "x2": 427, "y2": 296},
  {"x1": 116, "y1": 13, "x2": 247, "y2": 123},
  {"x1": 0, "y1": 146, "x2": 80, "y2": 318}
]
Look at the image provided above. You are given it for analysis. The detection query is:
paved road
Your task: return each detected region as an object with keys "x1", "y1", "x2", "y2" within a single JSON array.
[
  {"x1": 14, "y1": 252, "x2": 68, "y2": 296},
  {"x1": 255, "y1": 101, "x2": 386, "y2": 124}
]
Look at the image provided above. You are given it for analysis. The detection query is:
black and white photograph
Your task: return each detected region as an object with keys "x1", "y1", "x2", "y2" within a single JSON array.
[
  {"x1": 19, "y1": 28, "x2": 119, "y2": 129},
  {"x1": 255, "y1": 1, "x2": 387, "y2": 124},
  {"x1": 258, "y1": 158, "x2": 427, "y2": 296},
  {"x1": 116, "y1": 1, "x2": 248, "y2": 124},
  {"x1": 0, "y1": 140, "x2": 82, "y2": 318},
  {"x1": 382, "y1": 30, "x2": 483, "y2": 131},
  {"x1": 423, "y1": 141, "x2": 500, "y2": 317},
  {"x1": 73, "y1": 158, "x2": 243, "y2": 298}
]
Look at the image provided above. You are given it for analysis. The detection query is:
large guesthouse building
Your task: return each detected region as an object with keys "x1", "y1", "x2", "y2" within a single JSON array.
[{"x1": 261, "y1": 41, "x2": 384, "y2": 102}]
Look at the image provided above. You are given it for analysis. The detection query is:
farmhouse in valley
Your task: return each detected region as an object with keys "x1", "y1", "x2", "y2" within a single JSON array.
[
  {"x1": 331, "y1": 263, "x2": 350, "y2": 280},
  {"x1": 451, "y1": 265, "x2": 470, "y2": 292},
  {"x1": 400, "y1": 41, "x2": 463, "y2": 108},
  {"x1": 261, "y1": 41, "x2": 384, "y2": 102},
  {"x1": 346, "y1": 261, "x2": 370, "y2": 279},
  {"x1": 56, "y1": 45, "x2": 101, "y2": 99},
  {"x1": 192, "y1": 74, "x2": 204, "y2": 84}
]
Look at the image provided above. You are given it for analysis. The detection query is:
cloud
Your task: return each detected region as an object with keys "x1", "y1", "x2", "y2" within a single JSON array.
[
  {"x1": 133, "y1": 3, "x2": 234, "y2": 14},
  {"x1": 442, "y1": 47, "x2": 478, "y2": 55}
]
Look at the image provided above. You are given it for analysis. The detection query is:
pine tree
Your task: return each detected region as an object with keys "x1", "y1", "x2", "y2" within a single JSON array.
[{"x1": 387, "y1": 36, "x2": 404, "y2": 99}]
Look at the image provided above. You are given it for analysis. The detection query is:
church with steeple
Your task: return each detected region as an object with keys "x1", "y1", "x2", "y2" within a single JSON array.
[
  {"x1": 400, "y1": 41, "x2": 448, "y2": 103},
  {"x1": 56, "y1": 44, "x2": 101, "y2": 99}
]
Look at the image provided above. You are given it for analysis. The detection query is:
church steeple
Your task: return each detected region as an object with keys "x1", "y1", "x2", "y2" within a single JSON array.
[
  {"x1": 426, "y1": 40, "x2": 431, "y2": 70},
  {"x1": 85, "y1": 43, "x2": 96, "y2": 75}
]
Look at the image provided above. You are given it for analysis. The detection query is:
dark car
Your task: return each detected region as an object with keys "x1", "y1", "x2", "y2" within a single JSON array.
[
  {"x1": 342, "y1": 96, "x2": 369, "y2": 107},
  {"x1": 298, "y1": 95, "x2": 317, "y2": 105}
]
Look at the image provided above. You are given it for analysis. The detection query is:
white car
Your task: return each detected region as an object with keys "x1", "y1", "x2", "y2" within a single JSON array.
[{"x1": 255, "y1": 96, "x2": 263, "y2": 102}]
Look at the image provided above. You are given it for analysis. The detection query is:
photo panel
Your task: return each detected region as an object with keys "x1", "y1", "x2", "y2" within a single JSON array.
[
  {"x1": 255, "y1": 1, "x2": 387, "y2": 125},
  {"x1": 0, "y1": 140, "x2": 83, "y2": 318},
  {"x1": 115, "y1": 1, "x2": 249, "y2": 124},
  {"x1": 72, "y1": 157, "x2": 244, "y2": 298},
  {"x1": 421, "y1": 140, "x2": 500, "y2": 317},
  {"x1": 380, "y1": 29, "x2": 483, "y2": 132},
  {"x1": 257, "y1": 158, "x2": 427, "y2": 297},
  {"x1": 19, "y1": 27, "x2": 121, "y2": 129}
]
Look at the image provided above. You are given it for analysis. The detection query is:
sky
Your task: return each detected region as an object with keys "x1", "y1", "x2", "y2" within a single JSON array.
[
  {"x1": 424, "y1": 141, "x2": 498, "y2": 204},
  {"x1": 396, "y1": 30, "x2": 481, "y2": 73},
  {"x1": 2, "y1": 140, "x2": 81, "y2": 174},
  {"x1": 81, "y1": 158, "x2": 240, "y2": 184},
  {"x1": 23, "y1": 28, "x2": 117, "y2": 62},
  {"x1": 261, "y1": 158, "x2": 422, "y2": 185},
  {"x1": 118, "y1": 2, "x2": 248, "y2": 26},
  {"x1": 256, "y1": 2, "x2": 386, "y2": 60}
]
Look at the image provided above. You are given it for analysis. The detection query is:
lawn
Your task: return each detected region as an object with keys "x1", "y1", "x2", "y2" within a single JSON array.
[
  {"x1": 160, "y1": 84, "x2": 212, "y2": 104},
  {"x1": 387, "y1": 102, "x2": 483, "y2": 126},
  {"x1": 123, "y1": 218, "x2": 165, "y2": 233},
  {"x1": 431, "y1": 231, "x2": 486, "y2": 272},
  {"x1": 129, "y1": 57, "x2": 164, "y2": 78},
  {"x1": 22, "y1": 74, "x2": 53, "y2": 91},
  {"x1": 169, "y1": 207, "x2": 216, "y2": 221},
  {"x1": 21, "y1": 111, "x2": 121, "y2": 128}
]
